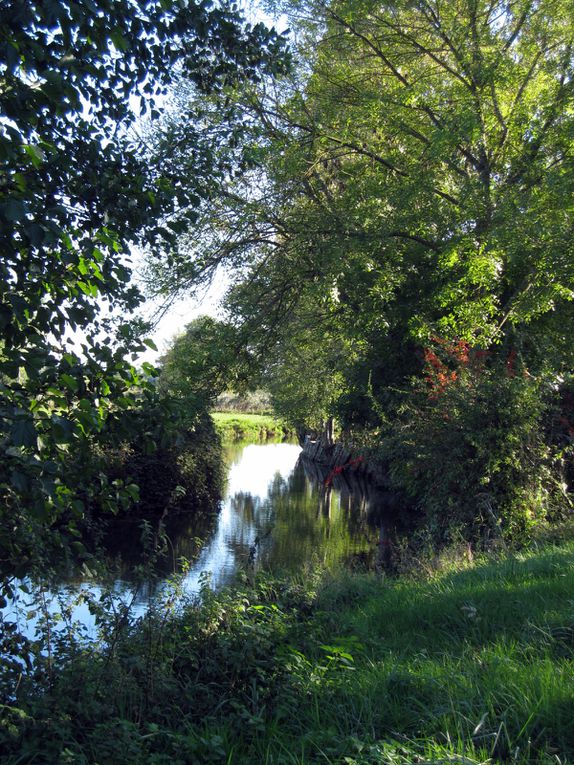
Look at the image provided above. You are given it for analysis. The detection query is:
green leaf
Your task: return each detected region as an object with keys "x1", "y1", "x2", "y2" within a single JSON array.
[
  {"x1": 11, "y1": 419, "x2": 37, "y2": 448},
  {"x1": 125, "y1": 483, "x2": 140, "y2": 501},
  {"x1": 51, "y1": 415, "x2": 75, "y2": 443},
  {"x1": 25, "y1": 222, "x2": 45, "y2": 246},
  {"x1": 71, "y1": 500, "x2": 85, "y2": 516},
  {"x1": 10, "y1": 470, "x2": 30, "y2": 493},
  {"x1": 2, "y1": 199, "x2": 26, "y2": 222},
  {"x1": 60, "y1": 374, "x2": 79, "y2": 392},
  {"x1": 77, "y1": 280, "x2": 98, "y2": 297},
  {"x1": 142, "y1": 361, "x2": 157, "y2": 376},
  {"x1": 4, "y1": 40, "x2": 20, "y2": 72},
  {"x1": 110, "y1": 29, "x2": 129, "y2": 52},
  {"x1": 23, "y1": 144, "x2": 45, "y2": 168}
]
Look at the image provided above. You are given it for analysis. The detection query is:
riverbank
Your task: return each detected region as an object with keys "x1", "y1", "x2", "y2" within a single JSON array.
[
  {"x1": 211, "y1": 411, "x2": 294, "y2": 441},
  {"x1": 301, "y1": 435, "x2": 390, "y2": 487},
  {"x1": 3, "y1": 523, "x2": 574, "y2": 764}
]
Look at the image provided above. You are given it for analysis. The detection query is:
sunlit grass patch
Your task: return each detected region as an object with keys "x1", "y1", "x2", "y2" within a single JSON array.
[
  {"x1": 211, "y1": 411, "x2": 293, "y2": 441},
  {"x1": 303, "y1": 541, "x2": 574, "y2": 763}
]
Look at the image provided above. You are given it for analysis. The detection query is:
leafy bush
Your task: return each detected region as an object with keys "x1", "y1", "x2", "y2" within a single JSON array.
[
  {"x1": 97, "y1": 404, "x2": 224, "y2": 520},
  {"x1": 381, "y1": 361, "x2": 562, "y2": 541}
]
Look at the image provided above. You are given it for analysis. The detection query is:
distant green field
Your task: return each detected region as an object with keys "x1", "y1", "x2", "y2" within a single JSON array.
[{"x1": 211, "y1": 411, "x2": 294, "y2": 441}]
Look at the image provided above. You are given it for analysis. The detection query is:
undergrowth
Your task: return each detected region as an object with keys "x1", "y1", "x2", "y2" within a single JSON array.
[{"x1": 2, "y1": 528, "x2": 574, "y2": 764}]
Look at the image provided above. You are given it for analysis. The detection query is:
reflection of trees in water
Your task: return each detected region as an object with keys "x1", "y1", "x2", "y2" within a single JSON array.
[
  {"x1": 228, "y1": 492, "x2": 259, "y2": 526},
  {"x1": 101, "y1": 504, "x2": 219, "y2": 580},
  {"x1": 300, "y1": 456, "x2": 385, "y2": 517},
  {"x1": 36, "y1": 445, "x2": 412, "y2": 621},
  {"x1": 222, "y1": 495, "x2": 265, "y2": 565},
  {"x1": 225, "y1": 475, "x2": 288, "y2": 566},
  {"x1": 236, "y1": 457, "x2": 389, "y2": 571},
  {"x1": 98, "y1": 448, "x2": 409, "y2": 585},
  {"x1": 296, "y1": 455, "x2": 408, "y2": 574}
]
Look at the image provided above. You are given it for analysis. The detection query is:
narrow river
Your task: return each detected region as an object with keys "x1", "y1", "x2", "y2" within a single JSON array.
[{"x1": 7, "y1": 440, "x2": 393, "y2": 638}]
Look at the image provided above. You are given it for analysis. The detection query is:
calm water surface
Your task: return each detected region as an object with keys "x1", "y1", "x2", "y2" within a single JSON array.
[{"x1": 8, "y1": 440, "x2": 394, "y2": 636}]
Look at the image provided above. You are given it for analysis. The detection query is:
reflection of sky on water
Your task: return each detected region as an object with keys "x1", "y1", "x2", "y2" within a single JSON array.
[
  {"x1": 227, "y1": 443, "x2": 301, "y2": 497},
  {"x1": 4, "y1": 443, "x2": 303, "y2": 639},
  {"x1": 179, "y1": 443, "x2": 302, "y2": 594},
  {"x1": 5, "y1": 580, "x2": 136, "y2": 643},
  {"x1": 5, "y1": 441, "x2": 397, "y2": 644}
]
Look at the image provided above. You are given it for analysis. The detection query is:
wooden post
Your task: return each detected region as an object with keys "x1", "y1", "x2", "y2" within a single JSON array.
[{"x1": 325, "y1": 416, "x2": 334, "y2": 447}]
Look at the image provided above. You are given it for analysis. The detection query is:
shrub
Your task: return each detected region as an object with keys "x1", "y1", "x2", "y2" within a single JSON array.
[
  {"x1": 98, "y1": 410, "x2": 224, "y2": 519},
  {"x1": 381, "y1": 361, "x2": 561, "y2": 541}
]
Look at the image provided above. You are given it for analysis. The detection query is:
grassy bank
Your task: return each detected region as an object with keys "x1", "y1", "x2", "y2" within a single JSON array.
[
  {"x1": 3, "y1": 528, "x2": 574, "y2": 763},
  {"x1": 211, "y1": 411, "x2": 294, "y2": 441}
]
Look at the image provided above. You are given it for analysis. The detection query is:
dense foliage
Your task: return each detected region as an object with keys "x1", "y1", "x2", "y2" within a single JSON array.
[
  {"x1": 151, "y1": 0, "x2": 574, "y2": 537},
  {"x1": 0, "y1": 0, "x2": 289, "y2": 587},
  {"x1": 158, "y1": 316, "x2": 258, "y2": 407},
  {"x1": 3, "y1": 2, "x2": 574, "y2": 759}
]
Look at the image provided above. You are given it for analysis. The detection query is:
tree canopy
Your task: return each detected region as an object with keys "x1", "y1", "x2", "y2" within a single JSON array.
[
  {"x1": 0, "y1": 0, "x2": 289, "y2": 585},
  {"x1": 151, "y1": 0, "x2": 574, "y2": 534},
  {"x1": 152, "y1": 0, "x2": 574, "y2": 392}
]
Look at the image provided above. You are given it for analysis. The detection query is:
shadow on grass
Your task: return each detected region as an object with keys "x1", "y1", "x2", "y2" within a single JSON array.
[{"x1": 306, "y1": 545, "x2": 574, "y2": 761}]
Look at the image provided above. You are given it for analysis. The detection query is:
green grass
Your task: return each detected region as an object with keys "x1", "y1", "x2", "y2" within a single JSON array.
[
  {"x1": 310, "y1": 548, "x2": 574, "y2": 763},
  {"x1": 211, "y1": 411, "x2": 294, "y2": 441},
  {"x1": 3, "y1": 530, "x2": 574, "y2": 763}
]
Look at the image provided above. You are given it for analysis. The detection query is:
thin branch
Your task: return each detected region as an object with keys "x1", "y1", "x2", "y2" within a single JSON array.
[
  {"x1": 503, "y1": 3, "x2": 533, "y2": 50},
  {"x1": 322, "y1": 7, "x2": 481, "y2": 172},
  {"x1": 393, "y1": 3, "x2": 473, "y2": 89},
  {"x1": 388, "y1": 230, "x2": 441, "y2": 251},
  {"x1": 418, "y1": 0, "x2": 476, "y2": 90},
  {"x1": 490, "y1": 79, "x2": 508, "y2": 141},
  {"x1": 325, "y1": 8, "x2": 410, "y2": 87},
  {"x1": 323, "y1": 134, "x2": 409, "y2": 177},
  {"x1": 507, "y1": 64, "x2": 574, "y2": 183}
]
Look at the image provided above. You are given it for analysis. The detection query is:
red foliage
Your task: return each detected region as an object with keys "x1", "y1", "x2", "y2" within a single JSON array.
[
  {"x1": 423, "y1": 339, "x2": 463, "y2": 398},
  {"x1": 324, "y1": 456, "x2": 364, "y2": 487},
  {"x1": 423, "y1": 336, "x2": 521, "y2": 398},
  {"x1": 506, "y1": 348, "x2": 517, "y2": 378}
]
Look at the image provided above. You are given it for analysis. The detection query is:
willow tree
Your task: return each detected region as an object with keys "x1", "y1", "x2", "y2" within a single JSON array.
[
  {"x1": 146, "y1": 0, "x2": 574, "y2": 533},
  {"x1": 301, "y1": 0, "x2": 574, "y2": 350},
  {"x1": 151, "y1": 0, "x2": 574, "y2": 389}
]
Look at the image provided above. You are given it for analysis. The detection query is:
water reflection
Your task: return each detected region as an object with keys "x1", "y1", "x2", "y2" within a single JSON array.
[
  {"x1": 5, "y1": 440, "x2": 403, "y2": 636},
  {"x1": 166, "y1": 442, "x2": 296, "y2": 594},
  {"x1": 210, "y1": 442, "x2": 399, "y2": 576}
]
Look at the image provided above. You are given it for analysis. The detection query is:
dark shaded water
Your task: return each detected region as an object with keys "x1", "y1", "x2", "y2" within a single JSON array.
[{"x1": 7, "y1": 440, "x2": 399, "y2": 636}]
